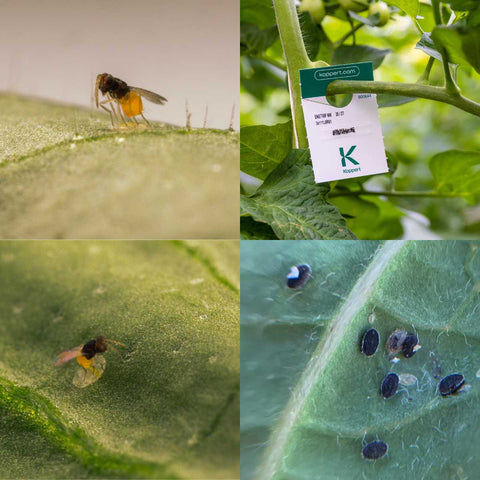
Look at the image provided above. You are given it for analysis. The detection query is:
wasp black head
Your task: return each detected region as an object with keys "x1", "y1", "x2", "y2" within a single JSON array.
[
  {"x1": 95, "y1": 335, "x2": 108, "y2": 353},
  {"x1": 97, "y1": 73, "x2": 129, "y2": 99}
]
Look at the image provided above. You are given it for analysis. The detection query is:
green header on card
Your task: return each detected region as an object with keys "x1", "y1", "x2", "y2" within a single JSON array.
[{"x1": 300, "y1": 62, "x2": 374, "y2": 98}]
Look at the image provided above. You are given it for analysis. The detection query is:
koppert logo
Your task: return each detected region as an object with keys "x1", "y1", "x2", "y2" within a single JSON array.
[{"x1": 339, "y1": 145, "x2": 359, "y2": 167}]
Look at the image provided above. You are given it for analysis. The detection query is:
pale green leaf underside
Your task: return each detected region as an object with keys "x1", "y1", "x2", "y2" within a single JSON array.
[
  {"x1": 0, "y1": 241, "x2": 239, "y2": 479},
  {"x1": 0, "y1": 95, "x2": 238, "y2": 239},
  {"x1": 241, "y1": 241, "x2": 480, "y2": 480}
]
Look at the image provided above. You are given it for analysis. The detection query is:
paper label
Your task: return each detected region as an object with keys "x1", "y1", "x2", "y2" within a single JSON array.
[{"x1": 300, "y1": 62, "x2": 388, "y2": 183}]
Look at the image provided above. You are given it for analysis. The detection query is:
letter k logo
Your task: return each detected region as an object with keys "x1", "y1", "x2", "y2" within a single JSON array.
[{"x1": 339, "y1": 146, "x2": 359, "y2": 167}]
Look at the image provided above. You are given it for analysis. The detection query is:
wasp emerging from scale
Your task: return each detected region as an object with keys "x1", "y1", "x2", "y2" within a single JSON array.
[
  {"x1": 95, "y1": 73, "x2": 167, "y2": 127},
  {"x1": 54, "y1": 335, "x2": 126, "y2": 388}
]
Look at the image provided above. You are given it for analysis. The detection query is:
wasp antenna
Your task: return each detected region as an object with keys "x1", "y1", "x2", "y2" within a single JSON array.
[{"x1": 94, "y1": 74, "x2": 102, "y2": 108}]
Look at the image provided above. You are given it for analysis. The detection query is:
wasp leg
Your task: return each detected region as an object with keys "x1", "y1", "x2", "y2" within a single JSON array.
[
  {"x1": 118, "y1": 108, "x2": 130, "y2": 126},
  {"x1": 99, "y1": 103, "x2": 115, "y2": 126},
  {"x1": 98, "y1": 98, "x2": 121, "y2": 127},
  {"x1": 140, "y1": 112, "x2": 151, "y2": 127},
  {"x1": 111, "y1": 99, "x2": 129, "y2": 126},
  {"x1": 106, "y1": 94, "x2": 128, "y2": 127}
]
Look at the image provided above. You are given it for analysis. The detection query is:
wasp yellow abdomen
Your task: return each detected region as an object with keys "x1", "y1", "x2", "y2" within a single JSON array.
[
  {"x1": 119, "y1": 91, "x2": 143, "y2": 118},
  {"x1": 76, "y1": 355, "x2": 93, "y2": 369}
]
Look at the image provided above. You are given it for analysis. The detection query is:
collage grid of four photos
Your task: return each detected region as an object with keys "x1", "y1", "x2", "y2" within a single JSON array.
[{"x1": 1, "y1": 0, "x2": 480, "y2": 479}]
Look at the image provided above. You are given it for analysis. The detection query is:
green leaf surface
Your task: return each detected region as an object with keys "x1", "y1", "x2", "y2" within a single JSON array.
[
  {"x1": 240, "y1": 122, "x2": 293, "y2": 180},
  {"x1": 430, "y1": 26, "x2": 479, "y2": 72},
  {"x1": 416, "y1": 2, "x2": 435, "y2": 33},
  {"x1": 0, "y1": 95, "x2": 238, "y2": 239},
  {"x1": 241, "y1": 58, "x2": 287, "y2": 102},
  {"x1": 459, "y1": 27, "x2": 480, "y2": 73},
  {"x1": 448, "y1": 0, "x2": 480, "y2": 11},
  {"x1": 241, "y1": 240, "x2": 480, "y2": 480},
  {"x1": 0, "y1": 241, "x2": 239, "y2": 479},
  {"x1": 416, "y1": 33, "x2": 443, "y2": 62},
  {"x1": 430, "y1": 149, "x2": 480, "y2": 203},
  {"x1": 332, "y1": 45, "x2": 391, "y2": 70},
  {"x1": 384, "y1": 0, "x2": 419, "y2": 19},
  {"x1": 240, "y1": 216, "x2": 279, "y2": 240},
  {"x1": 376, "y1": 94, "x2": 417, "y2": 108},
  {"x1": 241, "y1": 23, "x2": 279, "y2": 56},
  {"x1": 298, "y1": 11, "x2": 332, "y2": 62},
  {"x1": 240, "y1": 150, "x2": 356, "y2": 240},
  {"x1": 329, "y1": 195, "x2": 404, "y2": 239},
  {"x1": 240, "y1": 0, "x2": 276, "y2": 29}
]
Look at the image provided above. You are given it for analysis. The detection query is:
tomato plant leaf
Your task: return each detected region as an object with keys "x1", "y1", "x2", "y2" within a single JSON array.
[
  {"x1": 240, "y1": 216, "x2": 279, "y2": 239},
  {"x1": 431, "y1": 26, "x2": 479, "y2": 72},
  {"x1": 416, "y1": 2, "x2": 435, "y2": 33},
  {"x1": 0, "y1": 95, "x2": 238, "y2": 240},
  {"x1": 241, "y1": 58, "x2": 286, "y2": 101},
  {"x1": 332, "y1": 45, "x2": 391, "y2": 70},
  {"x1": 240, "y1": 122, "x2": 293, "y2": 180},
  {"x1": 240, "y1": 149, "x2": 356, "y2": 239},
  {"x1": 458, "y1": 27, "x2": 480, "y2": 73},
  {"x1": 448, "y1": 0, "x2": 480, "y2": 11},
  {"x1": 430, "y1": 150, "x2": 480, "y2": 203},
  {"x1": 241, "y1": 240, "x2": 480, "y2": 480},
  {"x1": 416, "y1": 33, "x2": 444, "y2": 62},
  {"x1": 298, "y1": 11, "x2": 327, "y2": 61},
  {"x1": 376, "y1": 94, "x2": 417, "y2": 107},
  {"x1": 329, "y1": 195, "x2": 404, "y2": 239},
  {"x1": 241, "y1": 23, "x2": 279, "y2": 56},
  {"x1": 384, "y1": 0, "x2": 419, "y2": 19},
  {"x1": 347, "y1": 11, "x2": 379, "y2": 27},
  {"x1": 240, "y1": 0, "x2": 276, "y2": 29}
]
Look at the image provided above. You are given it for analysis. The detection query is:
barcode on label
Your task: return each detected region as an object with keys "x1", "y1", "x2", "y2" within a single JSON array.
[{"x1": 332, "y1": 127, "x2": 356, "y2": 136}]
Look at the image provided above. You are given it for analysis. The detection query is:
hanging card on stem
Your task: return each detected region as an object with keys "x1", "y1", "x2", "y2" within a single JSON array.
[{"x1": 300, "y1": 62, "x2": 388, "y2": 183}]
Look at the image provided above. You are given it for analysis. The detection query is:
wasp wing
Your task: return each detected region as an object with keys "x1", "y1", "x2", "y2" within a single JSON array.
[
  {"x1": 73, "y1": 355, "x2": 107, "y2": 388},
  {"x1": 54, "y1": 345, "x2": 83, "y2": 367},
  {"x1": 130, "y1": 87, "x2": 167, "y2": 105}
]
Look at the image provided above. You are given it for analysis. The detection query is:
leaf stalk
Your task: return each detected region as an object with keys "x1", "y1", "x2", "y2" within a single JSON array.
[{"x1": 326, "y1": 80, "x2": 480, "y2": 117}]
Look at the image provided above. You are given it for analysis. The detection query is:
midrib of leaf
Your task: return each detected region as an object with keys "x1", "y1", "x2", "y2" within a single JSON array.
[
  {"x1": 0, "y1": 376, "x2": 182, "y2": 479},
  {"x1": 172, "y1": 240, "x2": 239, "y2": 294},
  {"x1": 256, "y1": 241, "x2": 408, "y2": 480}
]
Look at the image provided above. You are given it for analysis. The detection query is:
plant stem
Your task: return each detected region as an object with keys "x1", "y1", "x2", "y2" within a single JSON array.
[
  {"x1": 418, "y1": 56, "x2": 436, "y2": 84},
  {"x1": 329, "y1": 189, "x2": 468, "y2": 199},
  {"x1": 326, "y1": 80, "x2": 480, "y2": 117},
  {"x1": 431, "y1": 0, "x2": 461, "y2": 96},
  {"x1": 260, "y1": 54, "x2": 287, "y2": 71},
  {"x1": 273, "y1": 0, "x2": 326, "y2": 148}
]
